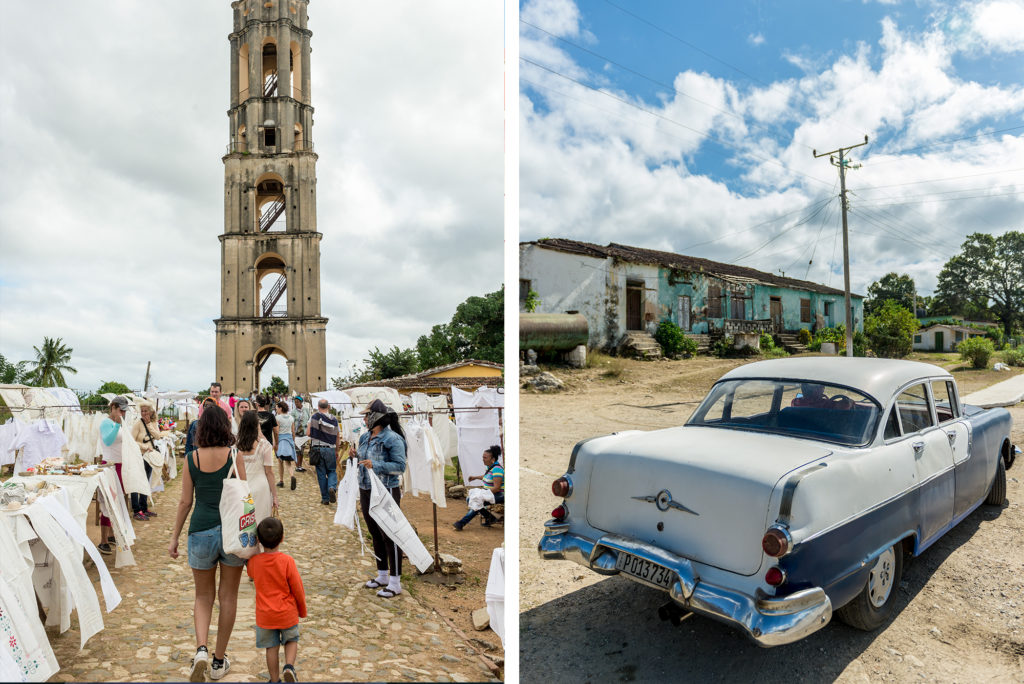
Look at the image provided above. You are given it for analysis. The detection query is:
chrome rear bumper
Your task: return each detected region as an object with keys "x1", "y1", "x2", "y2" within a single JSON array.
[{"x1": 538, "y1": 522, "x2": 832, "y2": 647}]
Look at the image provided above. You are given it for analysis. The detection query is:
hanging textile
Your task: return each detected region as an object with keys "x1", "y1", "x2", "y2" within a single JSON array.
[
  {"x1": 423, "y1": 425, "x2": 447, "y2": 508},
  {"x1": 365, "y1": 470, "x2": 433, "y2": 573},
  {"x1": 400, "y1": 421, "x2": 433, "y2": 498},
  {"x1": 0, "y1": 419, "x2": 27, "y2": 466},
  {"x1": 431, "y1": 418, "x2": 457, "y2": 467},
  {"x1": 119, "y1": 417, "x2": 150, "y2": 497},
  {"x1": 451, "y1": 386, "x2": 503, "y2": 486},
  {"x1": 10, "y1": 420, "x2": 66, "y2": 471},
  {"x1": 485, "y1": 547, "x2": 505, "y2": 648}
]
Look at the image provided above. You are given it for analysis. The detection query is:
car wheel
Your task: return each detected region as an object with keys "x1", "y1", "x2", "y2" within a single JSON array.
[
  {"x1": 836, "y1": 542, "x2": 903, "y2": 631},
  {"x1": 984, "y1": 457, "x2": 1006, "y2": 506}
]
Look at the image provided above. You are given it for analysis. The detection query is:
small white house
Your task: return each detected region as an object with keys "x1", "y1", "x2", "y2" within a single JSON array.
[{"x1": 913, "y1": 324, "x2": 987, "y2": 352}]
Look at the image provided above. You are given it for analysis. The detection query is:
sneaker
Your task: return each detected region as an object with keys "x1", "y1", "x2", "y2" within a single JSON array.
[
  {"x1": 295, "y1": 466, "x2": 306, "y2": 472},
  {"x1": 321, "y1": 500, "x2": 329, "y2": 506},
  {"x1": 107, "y1": 535, "x2": 115, "y2": 543},
  {"x1": 329, "y1": 488, "x2": 337, "y2": 503},
  {"x1": 189, "y1": 647, "x2": 209, "y2": 682},
  {"x1": 132, "y1": 512, "x2": 147, "y2": 521},
  {"x1": 98, "y1": 542, "x2": 113, "y2": 555},
  {"x1": 290, "y1": 476, "x2": 297, "y2": 490},
  {"x1": 277, "y1": 481, "x2": 284, "y2": 488},
  {"x1": 282, "y1": 664, "x2": 297, "y2": 682},
  {"x1": 144, "y1": 510, "x2": 157, "y2": 518},
  {"x1": 452, "y1": 521, "x2": 464, "y2": 531},
  {"x1": 209, "y1": 654, "x2": 230, "y2": 680}
]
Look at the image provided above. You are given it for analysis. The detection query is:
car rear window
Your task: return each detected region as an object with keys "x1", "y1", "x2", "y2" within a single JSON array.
[{"x1": 687, "y1": 379, "x2": 881, "y2": 446}]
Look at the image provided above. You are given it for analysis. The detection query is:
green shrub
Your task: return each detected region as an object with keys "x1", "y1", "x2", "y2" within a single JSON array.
[
  {"x1": 957, "y1": 336, "x2": 995, "y2": 369},
  {"x1": 982, "y1": 326, "x2": 1005, "y2": 349},
  {"x1": 712, "y1": 336, "x2": 734, "y2": 358},
  {"x1": 865, "y1": 301, "x2": 918, "y2": 358},
  {"x1": 654, "y1": 320, "x2": 698, "y2": 358},
  {"x1": 1002, "y1": 348, "x2": 1024, "y2": 367},
  {"x1": 797, "y1": 328, "x2": 812, "y2": 345},
  {"x1": 759, "y1": 333, "x2": 775, "y2": 350}
]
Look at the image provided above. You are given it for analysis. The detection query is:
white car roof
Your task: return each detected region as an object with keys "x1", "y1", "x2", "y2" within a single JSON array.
[{"x1": 718, "y1": 357, "x2": 952, "y2": 403}]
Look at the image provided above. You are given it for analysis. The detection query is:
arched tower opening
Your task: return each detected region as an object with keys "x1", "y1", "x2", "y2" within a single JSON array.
[
  {"x1": 253, "y1": 345, "x2": 290, "y2": 395},
  {"x1": 238, "y1": 43, "x2": 249, "y2": 99},
  {"x1": 256, "y1": 174, "x2": 286, "y2": 232},
  {"x1": 290, "y1": 41, "x2": 302, "y2": 101},
  {"x1": 255, "y1": 253, "x2": 287, "y2": 317},
  {"x1": 261, "y1": 40, "x2": 278, "y2": 97}
]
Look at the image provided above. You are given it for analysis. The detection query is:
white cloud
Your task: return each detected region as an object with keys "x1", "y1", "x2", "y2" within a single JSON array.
[
  {"x1": 970, "y1": 0, "x2": 1024, "y2": 53},
  {"x1": 0, "y1": 1, "x2": 502, "y2": 393},
  {"x1": 521, "y1": 0, "x2": 587, "y2": 39},
  {"x1": 748, "y1": 33, "x2": 766, "y2": 47}
]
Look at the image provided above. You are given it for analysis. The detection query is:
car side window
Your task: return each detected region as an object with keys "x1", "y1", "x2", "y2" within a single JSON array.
[
  {"x1": 895, "y1": 383, "x2": 935, "y2": 434},
  {"x1": 930, "y1": 380, "x2": 959, "y2": 423},
  {"x1": 883, "y1": 408, "x2": 901, "y2": 440}
]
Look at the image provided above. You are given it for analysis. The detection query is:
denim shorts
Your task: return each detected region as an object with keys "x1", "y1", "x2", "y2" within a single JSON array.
[
  {"x1": 255, "y1": 624, "x2": 300, "y2": 649},
  {"x1": 187, "y1": 525, "x2": 246, "y2": 570}
]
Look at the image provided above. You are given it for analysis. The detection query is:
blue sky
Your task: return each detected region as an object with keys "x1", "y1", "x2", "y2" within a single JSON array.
[{"x1": 520, "y1": 0, "x2": 1024, "y2": 296}]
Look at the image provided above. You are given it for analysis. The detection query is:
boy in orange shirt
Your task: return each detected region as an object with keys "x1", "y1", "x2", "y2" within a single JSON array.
[{"x1": 248, "y1": 517, "x2": 307, "y2": 683}]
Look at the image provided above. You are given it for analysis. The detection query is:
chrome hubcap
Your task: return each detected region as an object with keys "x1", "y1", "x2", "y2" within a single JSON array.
[{"x1": 867, "y1": 547, "x2": 895, "y2": 608}]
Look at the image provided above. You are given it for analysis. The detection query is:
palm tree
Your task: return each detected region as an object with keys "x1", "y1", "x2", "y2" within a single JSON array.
[{"x1": 23, "y1": 337, "x2": 78, "y2": 387}]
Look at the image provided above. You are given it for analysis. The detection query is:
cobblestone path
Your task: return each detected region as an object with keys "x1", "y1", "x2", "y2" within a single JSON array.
[{"x1": 47, "y1": 465, "x2": 499, "y2": 682}]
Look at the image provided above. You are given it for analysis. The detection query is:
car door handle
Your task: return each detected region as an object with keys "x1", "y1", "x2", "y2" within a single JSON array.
[
  {"x1": 912, "y1": 441, "x2": 925, "y2": 455},
  {"x1": 946, "y1": 431, "x2": 957, "y2": 444}
]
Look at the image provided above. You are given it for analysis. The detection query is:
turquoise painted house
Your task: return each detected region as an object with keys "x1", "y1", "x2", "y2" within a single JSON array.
[{"x1": 520, "y1": 238, "x2": 864, "y2": 350}]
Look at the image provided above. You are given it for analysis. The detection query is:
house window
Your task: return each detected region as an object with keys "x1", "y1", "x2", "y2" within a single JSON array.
[
  {"x1": 731, "y1": 296, "x2": 745, "y2": 320},
  {"x1": 708, "y1": 285, "x2": 722, "y2": 318},
  {"x1": 519, "y1": 279, "x2": 531, "y2": 303},
  {"x1": 914, "y1": 335, "x2": 922, "y2": 343},
  {"x1": 955, "y1": 331, "x2": 963, "y2": 342},
  {"x1": 824, "y1": 301, "x2": 832, "y2": 317},
  {"x1": 800, "y1": 298, "x2": 811, "y2": 323}
]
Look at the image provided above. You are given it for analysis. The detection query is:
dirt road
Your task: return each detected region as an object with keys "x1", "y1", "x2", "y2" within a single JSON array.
[{"x1": 519, "y1": 355, "x2": 1024, "y2": 683}]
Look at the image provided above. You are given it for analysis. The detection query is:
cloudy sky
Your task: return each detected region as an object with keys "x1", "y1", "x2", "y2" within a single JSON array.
[
  {"x1": 520, "y1": 0, "x2": 1024, "y2": 299},
  {"x1": 0, "y1": 1, "x2": 503, "y2": 394}
]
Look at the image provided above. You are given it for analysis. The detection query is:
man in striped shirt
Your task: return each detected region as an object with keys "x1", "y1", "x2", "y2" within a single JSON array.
[{"x1": 307, "y1": 399, "x2": 340, "y2": 505}]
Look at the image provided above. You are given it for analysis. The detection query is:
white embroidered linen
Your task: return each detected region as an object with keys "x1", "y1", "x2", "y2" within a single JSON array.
[
  {"x1": 11, "y1": 420, "x2": 66, "y2": 470},
  {"x1": 0, "y1": 419, "x2": 27, "y2": 466},
  {"x1": 119, "y1": 417, "x2": 150, "y2": 496},
  {"x1": 365, "y1": 470, "x2": 433, "y2": 573},
  {"x1": 451, "y1": 387, "x2": 503, "y2": 485}
]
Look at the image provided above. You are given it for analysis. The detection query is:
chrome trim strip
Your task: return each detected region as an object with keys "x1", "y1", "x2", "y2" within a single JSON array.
[
  {"x1": 777, "y1": 463, "x2": 828, "y2": 526},
  {"x1": 538, "y1": 530, "x2": 833, "y2": 647},
  {"x1": 567, "y1": 436, "x2": 600, "y2": 474}
]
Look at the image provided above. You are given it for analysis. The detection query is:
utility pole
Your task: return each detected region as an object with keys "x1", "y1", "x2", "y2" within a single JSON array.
[
  {"x1": 814, "y1": 135, "x2": 868, "y2": 358},
  {"x1": 143, "y1": 361, "x2": 151, "y2": 392}
]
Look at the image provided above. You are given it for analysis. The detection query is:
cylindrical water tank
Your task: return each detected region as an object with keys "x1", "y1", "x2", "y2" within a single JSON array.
[{"x1": 519, "y1": 313, "x2": 589, "y2": 352}]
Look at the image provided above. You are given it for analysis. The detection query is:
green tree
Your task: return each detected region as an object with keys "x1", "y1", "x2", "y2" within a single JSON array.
[
  {"x1": 262, "y1": 375, "x2": 289, "y2": 396},
  {"x1": 22, "y1": 337, "x2": 77, "y2": 387},
  {"x1": 365, "y1": 346, "x2": 420, "y2": 380},
  {"x1": 0, "y1": 353, "x2": 29, "y2": 384},
  {"x1": 416, "y1": 323, "x2": 459, "y2": 371},
  {"x1": 935, "y1": 231, "x2": 1024, "y2": 336},
  {"x1": 79, "y1": 380, "x2": 133, "y2": 409},
  {"x1": 866, "y1": 272, "x2": 915, "y2": 315},
  {"x1": 416, "y1": 287, "x2": 504, "y2": 368},
  {"x1": 864, "y1": 300, "x2": 918, "y2": 358}
]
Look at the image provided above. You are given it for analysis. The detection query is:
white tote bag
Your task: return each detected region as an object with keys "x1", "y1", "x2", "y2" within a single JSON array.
[
  {"x1": 120, "y1": 418, "x2": 151, "y2": 496},
  {"x1": 219, "y1": 450, "x2": 259, "y2": 559}
]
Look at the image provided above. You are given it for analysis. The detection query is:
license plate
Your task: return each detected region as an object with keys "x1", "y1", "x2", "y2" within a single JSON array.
[{"x1": 615, "y1": 552, "x2": 676, "y2": 590}]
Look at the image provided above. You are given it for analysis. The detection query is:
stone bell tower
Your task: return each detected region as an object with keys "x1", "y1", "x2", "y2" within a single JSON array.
[{"x1": 215, "y1": 0, "x2": 328, "y2": 395}]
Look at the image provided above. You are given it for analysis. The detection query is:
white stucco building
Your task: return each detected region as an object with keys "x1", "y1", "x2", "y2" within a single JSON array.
[{"x1": 913, "y1": 324, "x2": 987, "y2": 352}]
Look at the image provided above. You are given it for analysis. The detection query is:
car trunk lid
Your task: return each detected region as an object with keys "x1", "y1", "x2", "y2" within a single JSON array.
[{"x1": 584, "y1": 426, "x2": 831, "y2": 575}]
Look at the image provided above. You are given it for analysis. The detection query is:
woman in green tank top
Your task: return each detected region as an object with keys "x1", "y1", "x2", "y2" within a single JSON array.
[{"x1": 169, "y1": 402, "x2": 248, "y2": 681}]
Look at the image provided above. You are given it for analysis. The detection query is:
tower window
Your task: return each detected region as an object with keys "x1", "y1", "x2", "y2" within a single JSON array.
[{"x1": 264, "y1": 127, "x2": 277, "y2": 148}]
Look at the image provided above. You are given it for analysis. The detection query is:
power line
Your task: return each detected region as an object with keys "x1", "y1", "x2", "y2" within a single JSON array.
[
  {"x1": 864, "y1": 125, "x2": 1024, "y2": 164},
  {"x1": 855, "y1": 166, "x2": 1024, "y2": 190},
  {"x1": 856, "y1": 188, "x2": 1024, "y2": 208},
  {"x1": 677, "y1": 195, "x2": 833, "y2": 251},
  {"x1": 733, "y1": 199, "x2": 833, "y2": 263}
]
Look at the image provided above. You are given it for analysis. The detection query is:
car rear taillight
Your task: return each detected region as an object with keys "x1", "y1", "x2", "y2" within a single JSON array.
[
  {"x1": 551, "y1": 504, "x2": 568, "y2": 520},
  {"x1": 761, "y1": 526, "x2": 791, "y2": 557},
  {"x1": 552, "y1": 476, "x2": 572, "y2": 498},
  {"x1": 765, "y1": 567, "x2": 786, "y2": 586}
]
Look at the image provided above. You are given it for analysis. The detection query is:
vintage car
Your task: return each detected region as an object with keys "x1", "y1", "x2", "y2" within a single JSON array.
[{"x1": 539, "y1": 358, "x2": 1017, "y2": 646}]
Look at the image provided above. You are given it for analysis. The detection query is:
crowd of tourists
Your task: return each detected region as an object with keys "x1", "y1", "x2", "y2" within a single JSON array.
[{"x1": 94, "y1": 381, "x2": 502, "y2": 682}]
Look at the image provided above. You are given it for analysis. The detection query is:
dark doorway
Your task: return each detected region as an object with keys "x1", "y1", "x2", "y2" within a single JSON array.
[
  {"x1": 626, "y1": 280, "x2": 643, "y2": 331},
  {"x1": 770, "y1": 296, "x2": 783, "y2": 331}
]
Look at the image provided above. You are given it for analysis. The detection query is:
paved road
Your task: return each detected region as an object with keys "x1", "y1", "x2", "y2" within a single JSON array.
[{"x1": 47, "y1": 464, "x2": 497, "y2": 682}]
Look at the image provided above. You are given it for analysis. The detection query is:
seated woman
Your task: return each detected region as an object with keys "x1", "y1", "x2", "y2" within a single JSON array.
[
  {"x1": 791, "y1": 383, "x2": 833, "y2": 409},
  {"x1": 452, "y1": 445, "x2": 504, "y2": 531}
]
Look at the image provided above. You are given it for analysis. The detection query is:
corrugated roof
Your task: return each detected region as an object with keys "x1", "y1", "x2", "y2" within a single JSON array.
[
  {"x1": 524, "y1": 238, "x2": 864, "y2": 298},
  {"x1": 341, "y1": 376, "x2": 502, "y2": 392},
  {"x1": 419, "y1": 359, "x2": 503, "y2": 376}
]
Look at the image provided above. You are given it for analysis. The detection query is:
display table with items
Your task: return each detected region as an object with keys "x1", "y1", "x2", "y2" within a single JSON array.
[{"x1": 0, "y1": 477, "x2": 124, "y2": 681}]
